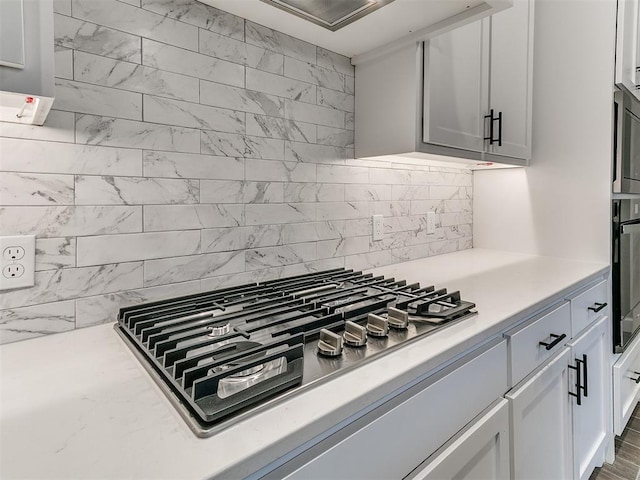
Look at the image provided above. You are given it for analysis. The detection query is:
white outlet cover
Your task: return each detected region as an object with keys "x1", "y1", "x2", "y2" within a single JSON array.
[
  {"x1": 372, "y1": 215, "x2": 384, "y2": 241},
  {"x1": 426, "y1": 212, "x2": 436, "y2": 234},
  {"x1": 0, "y1": 235, "x2": 36, "y2": 291}
]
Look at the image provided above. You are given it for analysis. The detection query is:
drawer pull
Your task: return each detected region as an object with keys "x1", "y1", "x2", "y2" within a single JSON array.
[
  {"x1": 632, "y1": 372, "x2": 640, "y2": 384},
  {"x1": 587, "y1": 302, "x2": 608, "y2": 313},
  {"x1": 539, "y1": 333, "x2": 567, "y2": 351}
]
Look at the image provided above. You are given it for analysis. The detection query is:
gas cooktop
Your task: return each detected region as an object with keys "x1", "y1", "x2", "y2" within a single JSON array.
[{"x1": 115, "y1": 268, "x2": 477, "y2": 436}]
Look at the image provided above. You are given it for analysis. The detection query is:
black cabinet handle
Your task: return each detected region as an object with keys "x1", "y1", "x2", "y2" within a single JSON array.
[
  {"x1": 539, "y1": 333, "x2": 567, "y2": 351},
  {"x1": 632, "y1": 371, "x2": 640, "y2": 384},
  {"x1": 569, "y1": 356, "x2": 585, "y2": 406},
  {"x1": 582, "y1": 354, "x2": 588, "y2": 397},
  {"x1": 588, "y1": 302, "x2": 608, "y2": 313},
  {"x1": 484, "y1": 109, "x2": 502, "y2": 146}
]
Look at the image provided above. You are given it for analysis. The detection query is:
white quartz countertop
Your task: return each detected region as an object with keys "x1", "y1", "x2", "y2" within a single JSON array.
[{"x1": 0, "y1": 249, "x2": 609, "y2": 480}]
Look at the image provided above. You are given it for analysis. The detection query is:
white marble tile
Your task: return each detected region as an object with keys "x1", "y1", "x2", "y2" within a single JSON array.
[
  {"x1": 317, "y1": 201, "x2": 370, "y2": 221},
  {"x1": 74, "y1": 51, "x2": 199, "y2": 103},
  {"x1": 345, "y1": 112, "x2": 354, "y2": 131},
  {"x1": 71, "y1": 0, "x2": 198, "y2": 51},
  {"x1": 201, "y1": 270, "x2": 261, "y2": 291},
  {"x1": 54, "y1": 47, "x2": 73, "y2": 79},
  {"x1": 284, "y1": 100, "x2": 345, "y2": 128},
  {"x1": 75, "y1": 176, "x2": 199, "y2": 205},
  {"x1": 286, "y1": 142, "x2": 353, "y2": 164},
  {"x1": 0, "y1": 172, "x2": 74, "y2": 205},
  {"x1": 245, "y1": 203, "x2": 315, "y2": 225},
  {"x1": 200, "y1": 180, "x2": 283, "y2": 204},
  {"x1": 369, "y1": 167, "x2": 412, "y2": 185},
  {"x1": 142, "y1": 39, "x2": 244, "y2": 87},
  {"x1": 54, "y1": 0, "x2": 72, "y2": 15},
  {"x1": 141, "y1": 0, "x2": 244, "y2": 40},
  {"x1": 77, "y1": 231, "x2": 200, "y2": 267},
  {"x1": 245, "y1": 21, "x2": 316, "y2": 64},
  {"x1": 459, "y1": 237, "x2": 473, "y2": 250},
  {"x1": 245, "y1": 221, "x2": 343, "y2": 248},
  {"x1": 391, "y1": 185, "x2": 431, "y2": 201},
  {"x1": 201, "y1": 131, "x2": 284, "y2": 160},
  {"x1": 284, "y1": 57, "x2": 344, "y2": 92},
  {"x1": 371, "y1": 201, "x2": 411, "y2": 217},
  {"x1": 245, "y1": 159, "x2": 316, "y2": 182},
  {"x1": 0, "y1": 206, "x2": 141, "y2": 237},
  {"x1": 410, "y1": 200, "x2": 443, "y2": 215},
  {"x1": 443, "y1": 199, "x2": 473, "y2": 213},
  {"x1": 200, "y1": 29, "x2": 283, "y2": 75},
  {"x1": 144, "y1": 251, "x2": 245, "y2": 286},
  {"x1": 317, "y1": 87, "x2": 354, "y2": 113},
  {"x1": 35, "y1": 237, "x2": 76, "y2": 271},
  {"x1": 0, "y1": 262, "x2": 143, "y2": 309},
  {"x1": 344, "y1": 250, "x2": 395, "y2": 271},
  {"x1": 283, "y1": 183, "x2": 344, "y2": 202},
  {"x1": 343, "y1": 218, "x2": 371, "y2": 237},
  {"x1": 144, "y1": 204, "x2": 243, "y2": 231},
  {"x1": 246, "y1": 68, "x2": 315, "y2": 104},
  {"x1": 54, "y1": 14, "x2": 142, "y2": 63},
  {"x1": 246, "y1": 114, "x2": 315, "y2": 143},
  {"x1": 316, "y1": 164, "x2": 369, "y2": 184},
  {"x1": 430, "y1": 186, "x2": 473, "y2": 200},
  {"x1": 316, "y1": 47, "x2": 354, "y2": 77},
  {"x1": 201, "y1": 227, "x2": 246, "y2": 253},
  {"x1": 246, "y1": 243, "x2": 316, "y2": 271},
  {"x1": 0, "y1": 301, "x2": 75, "y2": 345},
  {"x1": 76, "y1": 115, "x2": 200, "y2": 153},
  {"x1": 317, "y1": 236, "x2": 369, "y2": 259},
  {"x1": 440, "y1": 212, "x2": 473, "y2": 227},
  {"x1": 317, "y1": 126, "x2": 354, "y2": 148},
  {"x1": 344, "y1": 75, "x2": 355, "y2": 95},
  {"x1": 0, "y1": 138, "x2": 141, "y2": 176},
  {"x1": 75, "y1": 280, "x2": 201, "y2": 328},
  {"x1": 143, "y1": 96, "x2": 244, "y2": 133},
  {"x1": 142, "y1": 151, "x2": 243, "y2": 180},
  {"x1": 54, "y1": 79, "x2": 142, "y2": 120},
  {"x1": 200, "y1": 80, "x2": 284, "y2": 118},
  {"x1": 429, "y1": 239, "x2": 461, "y2": 257},
  {"x1": 344, "y1": 184, "x2": 392, "y2": 202},
  {"x1": 0, "y1": 110, "x2": 75, "y2": 143}
]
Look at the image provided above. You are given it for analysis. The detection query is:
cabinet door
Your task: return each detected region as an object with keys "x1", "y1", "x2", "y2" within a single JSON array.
[
  {"x1": 488, "y1": 0, "x2": 534, "y2": 160},
  {"x1": 506, "y1": 347, "x2": 574, "y2": 480},
  {"x1": 423, "y1": 19, "x2": 490, "y2": 151},
  {"x1": 613, "y1": 327, "x2": 640, "y2": 434},
  {"x1": 568, "y1": 316, "x2": 611, "y2": 480},
  {"x1": 616, "y1": 0, "x2": 640, "y2": 99},
  {"x1": 405, "y1": 399, "x2": 510, "y2": 480}
]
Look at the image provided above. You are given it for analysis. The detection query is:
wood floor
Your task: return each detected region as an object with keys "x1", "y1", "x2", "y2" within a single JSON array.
[{"x1": 590, "y1": 403, "x2": 640, "y2": 480}]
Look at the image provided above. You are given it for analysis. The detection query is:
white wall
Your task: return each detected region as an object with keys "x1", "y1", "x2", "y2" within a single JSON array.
[{"x1": 473, "y1": 0, "x2": 616, "y2": 264}]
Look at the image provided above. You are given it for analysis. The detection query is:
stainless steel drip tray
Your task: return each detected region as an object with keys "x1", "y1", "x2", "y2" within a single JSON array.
[{"x1": 115, "y1": 309, "x2": 477, "y2": 437}]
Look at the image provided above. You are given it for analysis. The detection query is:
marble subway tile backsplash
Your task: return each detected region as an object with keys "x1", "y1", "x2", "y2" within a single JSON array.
[{"x1": 0, "y1": 0, "x2": 473, "y2": 344}]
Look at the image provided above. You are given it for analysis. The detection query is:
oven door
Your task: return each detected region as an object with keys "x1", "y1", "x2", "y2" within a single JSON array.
[
  {"x1": 614, "y1": 88, "x2": 640, "y2": 194},
  {"x1": 613, "y1": 198, "x2": 640, "y2": 351}
]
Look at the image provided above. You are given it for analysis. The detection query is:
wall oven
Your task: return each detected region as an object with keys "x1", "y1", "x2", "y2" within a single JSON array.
[
  {"x1": 613, "y1": 87, "x2": 640, "y2": 194},
  {"x1": 612, "y1": 197, "x2": 640, "y2": 352}
]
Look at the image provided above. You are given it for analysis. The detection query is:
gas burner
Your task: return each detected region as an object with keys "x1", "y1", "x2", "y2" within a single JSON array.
[{"x1": 115, "y1": 268, "x2": 477, "y2": 436}]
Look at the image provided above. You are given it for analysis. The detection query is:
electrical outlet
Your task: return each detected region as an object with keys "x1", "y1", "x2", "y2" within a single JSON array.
[
  {"x1": 426, "y1": 212, "x2": 436, "y2": 234},
  {"x1": 0, "y1": 235, "x2": 35, "y2": 291},
  {"x1": 372, "y1": 215, "x2": 384, "y2": 241}
]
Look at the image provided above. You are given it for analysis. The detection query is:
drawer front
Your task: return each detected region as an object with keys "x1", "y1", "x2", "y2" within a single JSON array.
[
  {"x1": 265, "y1": 339, "x2": 508, "y2": 480},
  {"x1": 569, "y1": 279, "x2": 608, "y2": 337},
  {"x1": 505, "y1": 302, "x2": 571, "y2": 387},
  {"x1": 613, "y1": 332, "x2": 640, "y2": 435}
]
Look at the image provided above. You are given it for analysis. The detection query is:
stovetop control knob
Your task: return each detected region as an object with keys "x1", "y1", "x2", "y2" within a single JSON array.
[
  {"x1": 366, "y1": 313, "x2": 389, "y2": 337},
  {"x1": 343, "y1": 321, "x2": 367, "y2": 347},
  {"x1": 387, "y1": 307, "x2": 409, "y2": 330},
  {"x1": 317, "y1": 329, "x2": 343, "y2": 356}
]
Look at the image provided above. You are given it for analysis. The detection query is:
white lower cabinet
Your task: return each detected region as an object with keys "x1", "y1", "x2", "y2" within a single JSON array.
[
  {"x1": 568, "y1": 316, "x2": 611, "y2": 480},
  {"x1": 506, "y1": 347, "x2": 574, "y2": 480},
  {"x1": 405, "y1": 399, "x2": 510, "y2": 480}
]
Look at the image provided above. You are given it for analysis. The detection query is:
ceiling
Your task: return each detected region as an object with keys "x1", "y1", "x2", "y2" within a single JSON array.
[{"x1": 199, "y1": 0, "x2": 489, "y2": 60}]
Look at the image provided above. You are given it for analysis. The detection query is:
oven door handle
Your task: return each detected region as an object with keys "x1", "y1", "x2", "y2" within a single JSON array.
[{"x1": 621, "y1": 222, "x2": 640, "y2": 235}]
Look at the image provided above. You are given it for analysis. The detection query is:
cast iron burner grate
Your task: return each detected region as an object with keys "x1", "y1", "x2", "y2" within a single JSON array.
[{"x1": 115, "y1": 268, "x2": 477, "y2": 436}]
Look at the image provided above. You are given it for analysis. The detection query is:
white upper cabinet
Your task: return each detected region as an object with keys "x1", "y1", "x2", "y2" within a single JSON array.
[
  {"x1": 423, "y1": 0, "x2": 534, "y2": 162},
  {"x1": 616, "y1": 0, "x2": 640, "y2": 99},
  {"x1": 355, "y1": 0, "x2": 534, "y2": 168}
]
